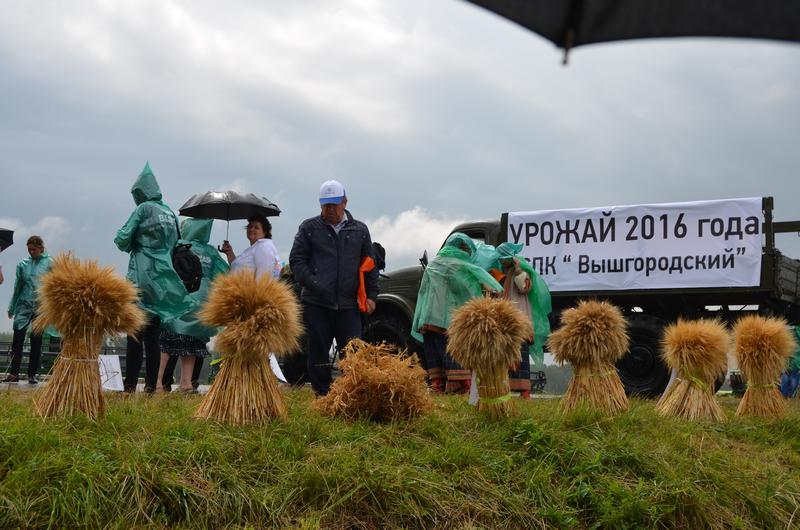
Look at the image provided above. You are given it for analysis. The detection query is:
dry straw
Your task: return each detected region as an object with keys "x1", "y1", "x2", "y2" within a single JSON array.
[
  {"x1": 546, "y1": 300, "x2": 630, "y2": 415},
  {"x1": 313, "y1": 339, "x2": 432, "y2": 422},
  {"x1": 195, "y1": 270, "x2": 302, "y2": 425},
  {"x1": 32, "y1": 253, "x2": 146, "y2": 419},
  {"x1": 448, "y1": 297, "x2": 531, "y2": 418},
  {"x1": 733, "y1": 314, "x2": 797, "y2": 418},
  {"x1": 657, "y1": 318, "x2": 729, "y2": 422}
]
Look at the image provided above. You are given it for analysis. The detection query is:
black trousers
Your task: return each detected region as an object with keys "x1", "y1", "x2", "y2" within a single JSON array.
[
  {"x1": 125, "y1": 315, "x2": 161, "y2": 392},
  {"x1": 303, "y1": 303, "x2": 361, "y2": 396},
  {"x1": 162, "y1": 354, "x2": 204, "y2": 390},
  {"x1": 9, "y1": 325, "x2": 43, "y2": 377}
]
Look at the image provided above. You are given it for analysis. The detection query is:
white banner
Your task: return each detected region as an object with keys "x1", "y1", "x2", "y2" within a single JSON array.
[{"x1": 507, "y1": 198, "x2": 763, "y2": 292}]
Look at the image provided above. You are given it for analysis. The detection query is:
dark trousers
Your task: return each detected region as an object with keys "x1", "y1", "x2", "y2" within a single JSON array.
[
  {"x1": 125, "y1": 315, "x2": 161, "y2": 392},
  {"x1": 9, "y1": 325, "x2": 43, "y2": 377},
  {"x1": 304, "y1": 303, "x2": 361, "y2": 396},
  {"x1": 162, "y1": 354, "x2": 204, "y2": 390}
]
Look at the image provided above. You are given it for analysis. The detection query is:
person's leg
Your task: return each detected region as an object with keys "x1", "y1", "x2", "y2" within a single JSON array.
[
  {"x1": 780, "y1": 370, "x2": 800, "y2": 398},
  {"x1": 162, "y1": 354, "x2": 178, "y2": 391},
  {"x1": 304, "y1": 303, "x2": 334, "y2": 396},
  {"x1": 510, "y1": 341, "x2": 532, "y2": 399},
  {"x1": 156, "y1": 352, "x2": 170, "y2": 392},
  {"x1": 179, "y1": 356, "x2": 195, "y2": 391},
  {"x1": 422, "y1": 332, "x2": 446, "y2": 392},
  {"x1": 26, "y1": 329, "x2": 43, "y2": 382},
  {"x1": 657, "y1": 367, "x2": 679, "y2": 406},
  {"x1": 333, "y1": 308, "x2": 362, "y2": 358},
  {"x1": 5, "y1": 326, "x2": 27, "y2": 379},
  {"x1": 191, "y1": 355, "x2": 204, "y2": 390},
  {"x1": 142, "y1": 317, "x2": 161, "y2": 392},
  {"x1": 124, "y1": 332, "x2": 144, "y2": 393}
]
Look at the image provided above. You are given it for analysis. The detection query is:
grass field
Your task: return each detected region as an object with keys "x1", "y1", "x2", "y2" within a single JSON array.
[{"x1": 1, "y1": 389, "x2": 799, "y2": 529}]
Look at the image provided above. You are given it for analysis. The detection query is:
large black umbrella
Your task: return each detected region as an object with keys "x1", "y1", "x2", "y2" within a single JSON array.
[
  {"x1": 178, "y1": 191, "x2": 281, "y2": 239},
  {"x1": 0, "y1": 228, "x2": 13, "y2": 252},
  {"x1": 464, "y1": 0, "x2": 800, "y2": 63}
]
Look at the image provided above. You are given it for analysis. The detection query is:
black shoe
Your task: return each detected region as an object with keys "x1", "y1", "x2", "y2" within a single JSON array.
[
  {"x1": 28, "y1": 376, "x2": 38, "y2": 384},
  {"x1": 143, "y1": 386, "x2": 156, "y2": 394},
  {"x1": 2, "y1": 374, "x2": 19, "y2": 383}
]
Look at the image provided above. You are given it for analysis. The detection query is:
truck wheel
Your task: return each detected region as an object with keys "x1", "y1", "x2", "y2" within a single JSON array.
[
  {"x1": 363, "y1": 314, "x2": 415, "y2": 353},
  {"x1": 616, "y1": 314, "x2": 670, "y2": 398}
]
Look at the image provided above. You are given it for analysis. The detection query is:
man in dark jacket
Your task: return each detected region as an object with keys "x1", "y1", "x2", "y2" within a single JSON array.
[{"x1": 289, "y1": 180, "x2": 379, "y2": 395}]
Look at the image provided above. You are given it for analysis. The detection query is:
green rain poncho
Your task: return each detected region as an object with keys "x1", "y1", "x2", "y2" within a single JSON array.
[
  {"x1": 788, "y1": 326, "x2": 800, "y2": 372},
  {"x1": 7, "y1": 251, "x2": 54, "y2": 331},
  {"x1": 169, "y1": 218, "x2": 229, "y2": 338},
  {"x1": 411, "y1": 233, "x2": 503, "y2": 342},
  {"x1": 496, "y1": 242, "x2": 552, "y2": 367},
  {"x1": 114, "y1": 163, "x2": 196, "y2": 323}
]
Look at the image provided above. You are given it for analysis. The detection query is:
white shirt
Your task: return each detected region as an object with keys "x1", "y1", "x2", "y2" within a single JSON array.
[{"x1": 231, "y1": 239, "x2": 280, "y2": 280}]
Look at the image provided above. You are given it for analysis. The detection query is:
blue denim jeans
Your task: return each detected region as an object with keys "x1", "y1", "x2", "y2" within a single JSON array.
[{"x1": 780, "y1": 369, "x2": 799, "y2": 398}]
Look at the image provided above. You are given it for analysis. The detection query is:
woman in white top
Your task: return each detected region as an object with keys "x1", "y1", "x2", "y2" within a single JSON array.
[
  {"x1": 220, "y1": 215, "x2": 280, "y2": 279},
  {"x1": 219, "y1": 214, "x2": 286, "y2": 381}
]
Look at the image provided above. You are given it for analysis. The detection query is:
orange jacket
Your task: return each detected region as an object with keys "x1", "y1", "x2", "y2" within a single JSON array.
[{"x1": 358, "y1": 256, "x2": 375, "y2": 312}]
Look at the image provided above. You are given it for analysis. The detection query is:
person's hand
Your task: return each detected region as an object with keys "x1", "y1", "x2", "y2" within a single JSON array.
[
  {"x1": 366, "y1": 298, "x2": 376, "y2": 315},
  {"x1": 218, "y1": 240, "x2": 235, "y2": 263},
  {"x1": 7, "y1": 312, "x2": 12, "y2": 319}
]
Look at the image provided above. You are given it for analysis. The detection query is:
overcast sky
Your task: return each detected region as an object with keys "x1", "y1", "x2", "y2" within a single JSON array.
[{"x1": 1, "y1": 0, "x2": 799, "y2": 332}]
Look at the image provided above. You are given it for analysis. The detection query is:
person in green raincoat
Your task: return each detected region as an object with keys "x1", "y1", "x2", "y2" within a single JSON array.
[
  {"x1": 114, "y1": 162, "x2": 195, "y2": 393},
  {"x1": 494, "y1": 242, "x2": 552, "y2": 398},
  {"x1": 4, "y1": 235, "x2": 54, "y2": 384},
  {"x1": 158, "y1": 218, "x2": 229, "y2": 392},
  {"x1": 411, "y1": 232, "x2": 503, "y2": 393}
]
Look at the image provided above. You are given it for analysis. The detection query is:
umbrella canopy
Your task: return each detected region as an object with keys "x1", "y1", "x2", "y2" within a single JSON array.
[
  {"x1": 179, "y1": 191, "x2": 281, "y2": 221},
  {"x1": 464, "y1": 0, "x2": 800, "y2": 62},
  {"x1": 0, "y1": 228, "x2": 13, "y2": 252}
]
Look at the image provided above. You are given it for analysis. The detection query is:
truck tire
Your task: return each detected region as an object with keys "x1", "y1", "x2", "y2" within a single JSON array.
[
  {"x1": 616, "y1": 314, "x2": 671, "y2": 398},
  {"x1": 363, "y1": 314, "x2": 415, "y2": 353}
]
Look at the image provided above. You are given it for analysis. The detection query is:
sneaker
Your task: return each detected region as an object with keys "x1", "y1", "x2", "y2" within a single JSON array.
[
  {"x1": 28, "y1": 376, "x2": 38, "y2": 385},
  {"x1": 2, "y1": 374, "x2": 19, "y2": 383}
]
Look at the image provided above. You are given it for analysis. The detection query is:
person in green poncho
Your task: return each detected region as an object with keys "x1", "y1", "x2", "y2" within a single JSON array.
[
  {"x1": 158, "y1": 218, "x2": 229, "y2": 393},
  {"x1": 411, "y1": 232, "x2": 502, "y2": 393},
  {"x1": 114, "y1": 162, "x2": 195, "y2": 393},
  {"x1": 4, "y1": 235, "x2": 53, "y2": 384},
  {"x1": 494, "y1": 242, "x2": 552, "y2": 399},
  {"x1": 780, "y1": 326, "x2": 800, "y2": 398}
]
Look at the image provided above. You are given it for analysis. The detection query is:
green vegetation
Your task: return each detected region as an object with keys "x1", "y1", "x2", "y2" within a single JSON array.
[{"x1": 0, "y1": 390, "x2": 799, "y2": 529}]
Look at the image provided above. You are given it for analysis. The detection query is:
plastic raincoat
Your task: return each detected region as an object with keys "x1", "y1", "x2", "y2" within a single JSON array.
[
  {"x1": 411, "y1": 233, "x2": 502, "y2": 342},
  {"x1": 114, "y1": 163, "x2": 196, "y2": 322},
  {"x1": 169, "y1": 218, "x2": 229, "y2": 338},
  {"x1": 496, "y1": 242, "x2": 552, "y2": 366},
  {"x1": 7, "y1": 252, "x2": 54, "y2": 331}
]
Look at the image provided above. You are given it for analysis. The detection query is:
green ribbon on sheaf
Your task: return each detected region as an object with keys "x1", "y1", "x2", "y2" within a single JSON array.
[
  {"x1": 746, "y1": 383, "x2": 777, "y2": 390},
  {"x1": 480, "y1": 393, "x2": 512, "y2": 405},
  {"x1": 210, "y1": 356, "x2": 224, "y2": 366},
  {"x1": 677, "y1": 367, "x2": 709, "y2": 391},
  {"x1": 574, "y1": 370, "x2": 616, "y2": 378}
]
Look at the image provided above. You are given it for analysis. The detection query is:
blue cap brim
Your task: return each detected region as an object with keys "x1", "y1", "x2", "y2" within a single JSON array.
[{"x1": 320, "y1": 196, "x2": 345, "y2": 205}]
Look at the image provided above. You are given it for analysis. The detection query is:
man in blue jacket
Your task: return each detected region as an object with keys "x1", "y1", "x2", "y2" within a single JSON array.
[{"x1": 289, "y1": 180, "x2": 379, "y2": 396}]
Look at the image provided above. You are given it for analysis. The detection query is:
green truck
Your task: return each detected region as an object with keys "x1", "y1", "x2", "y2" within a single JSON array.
[{"x1": 364, "y1": 196, "x2": 800, "y2": 396}]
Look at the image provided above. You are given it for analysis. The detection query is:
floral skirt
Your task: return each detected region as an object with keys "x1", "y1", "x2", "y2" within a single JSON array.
[{"x1": 159, "y1": 329, "x2": 209, "y2": 357}]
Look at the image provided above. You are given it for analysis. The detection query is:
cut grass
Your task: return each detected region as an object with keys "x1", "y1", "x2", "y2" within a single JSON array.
[{"x1": 0, "y1": 389, "x2": 799, "y2": 529}]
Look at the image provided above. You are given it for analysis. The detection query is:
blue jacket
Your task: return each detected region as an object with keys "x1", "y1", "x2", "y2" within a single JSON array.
[{"x1": 289, "y1": 210, "x2": 379, "y2": 310}]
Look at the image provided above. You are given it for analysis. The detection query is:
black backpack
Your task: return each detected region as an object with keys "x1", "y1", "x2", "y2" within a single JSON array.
[{"x1": 173, "y1": 243, "x2": 202, "y2": 293}]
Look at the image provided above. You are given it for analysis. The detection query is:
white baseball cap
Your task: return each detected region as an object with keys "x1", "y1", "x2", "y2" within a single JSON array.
[{"x1": 319, "y1": 180, "x2": 346, "y2": 205}]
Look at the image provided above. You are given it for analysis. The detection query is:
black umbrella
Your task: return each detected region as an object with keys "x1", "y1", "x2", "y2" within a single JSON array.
[
  {"x1": 0, "y1": 228, "x2": 13, "y2": 252},
  {"x1": 178, "y1": 191, "x2": 281, "y2": 239},
  {"x1": 464, "y1": 0, "x2": 800, "y2": 63}
]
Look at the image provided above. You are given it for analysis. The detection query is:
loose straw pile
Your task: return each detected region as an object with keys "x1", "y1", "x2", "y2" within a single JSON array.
[
  {"x1": 448, "y1": 297, "x2": 531, "y2": 418},
  {"x1": 313, "y1": 339, "x2": 432, "y2": 422},
  {"x1": 547, "y1": 300, "x2": 630, "y2": 415},
  {"x1": 733, "y1": 314, "x2": 797, "y2": 418},
  {"x1": 656, "y1": 319, "x2": 729, "y2": 422},
  {"x1": 32, "y1": 253, "x2": 145, "y2": 419},
  {"x1": 195, "y1": 270, "x2": 302, "y2": 425}
]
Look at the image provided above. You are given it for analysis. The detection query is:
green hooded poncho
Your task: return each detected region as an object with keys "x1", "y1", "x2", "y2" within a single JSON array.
[
  {"x1": 787, "y1": 326, "x2": 800, "y2": 372},
  {"x1": 169, "y1": 218, "x2": 230, "y2": 338},
  {"x1": 496, "y1": 242, "x2": 552, "y2": 368},
  {"x1": 7, "y1": 251, "x2": 54, "y2": 331},
  {"x1": 114, "y1": 163, "x2": 196, "y2": 323},
  {"x1": 411, "y1": 233, "x2": 502, "y2": 342}
]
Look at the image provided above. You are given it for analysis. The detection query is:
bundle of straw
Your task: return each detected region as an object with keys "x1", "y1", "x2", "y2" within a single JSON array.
[
  {"x1": 195, "y1": 270, "x2": 301, "y2": 424},
  {"x1": 546, "y1": 300, "x2": 630, "y2": 415},
  {"x1": 32, "y1": 253, "x2": 145, "y2": 419},
  {"x1": 313, "y1": 339, "x2": 432, "y2": 422},
  {"x1": 733, "y1": 314, "x2": 797, "y2": 418},
  {"x1": 448, "y1": 297, "x2": 531, "y2": 418},
  {"x1": 656, "y1": 319, "x2": 729, "y2": 422}
]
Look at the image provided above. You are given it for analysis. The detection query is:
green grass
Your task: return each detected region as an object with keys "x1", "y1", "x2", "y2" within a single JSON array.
[{"x1": 1, "y1": 390, "x2": 799, "y2": 529}]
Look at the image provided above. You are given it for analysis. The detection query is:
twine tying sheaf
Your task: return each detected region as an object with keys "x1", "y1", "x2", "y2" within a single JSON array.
[
  {"x1": 573, "y1": 370, "x2": 616, "y2": 378},
  {"x1": 480, "y1": 393, "x2": 512, "y2": 405},
  {"x1": 676, "y1": 367, "x2": 709, "y2": 392}
]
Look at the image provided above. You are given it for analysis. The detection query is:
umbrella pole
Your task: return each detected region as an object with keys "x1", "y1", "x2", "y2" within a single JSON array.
[{"x1": 226, "y1": 220, "x2": 230, "y2": 241}]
